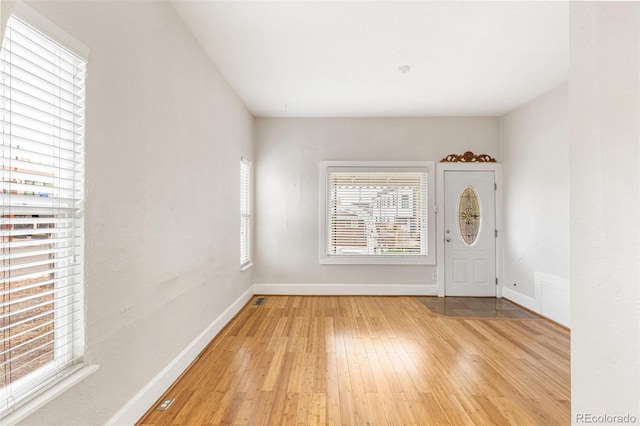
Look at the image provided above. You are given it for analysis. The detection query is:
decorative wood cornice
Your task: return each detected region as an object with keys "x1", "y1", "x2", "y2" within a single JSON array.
[{"x1": 440, "y1": 151, "x2": 497, "y2": 163}]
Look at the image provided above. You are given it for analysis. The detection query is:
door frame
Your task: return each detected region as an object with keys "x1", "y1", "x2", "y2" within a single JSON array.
[{"x1": 436, "y1": 162, "x2": 503, "y2": 298}]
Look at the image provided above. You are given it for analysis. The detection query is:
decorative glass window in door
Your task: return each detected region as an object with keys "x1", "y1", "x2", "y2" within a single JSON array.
[{"x1": 458, "y1": 186, "x2": 480, "y2": 245}]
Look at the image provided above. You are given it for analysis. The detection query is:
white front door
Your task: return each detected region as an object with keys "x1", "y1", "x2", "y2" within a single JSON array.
[{"x1": 444, "y1": 171, "x2": 496, "y2": 296}]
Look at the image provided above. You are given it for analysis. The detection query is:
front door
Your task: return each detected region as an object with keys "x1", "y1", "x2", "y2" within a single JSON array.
[{"x1": 444, "y1": 171, "x2": 496, "y2": 296}]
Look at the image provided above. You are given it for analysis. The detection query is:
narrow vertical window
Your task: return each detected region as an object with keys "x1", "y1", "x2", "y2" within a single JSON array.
[
  {"x1": 458, "y1": 186, "x2": 481, "y2": 246},
  {"x1": 0, "y1": 12, "x2": 87, "y2": 416},
  {"x1": 240, "y1": 158, "x2": 251, "y2": 268}
]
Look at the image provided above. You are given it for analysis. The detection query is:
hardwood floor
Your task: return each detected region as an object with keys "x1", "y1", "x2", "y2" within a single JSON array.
[{"x1": 137, "y1": 296, "x2": 570, "y2": 425}]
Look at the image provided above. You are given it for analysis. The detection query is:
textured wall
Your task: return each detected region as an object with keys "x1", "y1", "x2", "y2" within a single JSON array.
[
  {"x1": 500, "y1": 83, "x2": 569, "y2": 298},
  {"x1": 254, "y1": 117, "x2": 499, "y2": 287},
  {"x1": 570, "y1": 2, "x2": 640, "y2": 421},
  {"x1": 19, "y1": 1, "x2": 254, "y2": 424}
]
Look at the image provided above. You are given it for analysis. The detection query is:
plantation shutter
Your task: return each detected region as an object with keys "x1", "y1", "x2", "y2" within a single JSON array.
[
  {"x1": 0, "y1": 14, "x2": 86, "y2": 414},
  {"x1": 326, "y1": 170, "x2": 427, "y2": 257},
  {"x1": 240, "y1": 159, "x2": 251, "y2": 267}
]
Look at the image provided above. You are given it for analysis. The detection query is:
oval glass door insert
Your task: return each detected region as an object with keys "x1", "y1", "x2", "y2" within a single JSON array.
[{"x1": 458, "y1": 186, "x2": 481, "y2": 246}]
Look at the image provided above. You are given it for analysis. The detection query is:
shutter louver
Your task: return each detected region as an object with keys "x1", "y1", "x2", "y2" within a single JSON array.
[
  {"x1": 327, "y1": 171, "x2": 427, "y2": 257},
  {"x1": 0, "y1": 15, "x2": 86, "y2": 415}
]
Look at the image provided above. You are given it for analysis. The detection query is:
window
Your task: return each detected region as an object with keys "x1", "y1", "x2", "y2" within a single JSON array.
[
  {"x1": 320, "y1": 161, "x2": 435, "y2": 265},
  {"x1": 0, "y1": 11, "x2": 87, "y2": 417},
  {"x1": 240, "y1": 158, "x2": 251, "y2": 268},
  {"x1": 458, "y1": 185, "x2": 481, "y2": 246}
]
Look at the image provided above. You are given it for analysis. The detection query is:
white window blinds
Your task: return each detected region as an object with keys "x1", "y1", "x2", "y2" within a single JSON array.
[
  {"x1": 240, "y1": 159, "x2": 251, "y2": 267},
  {"x1": 0, "y1": 14, "x2": 86, "y2": 415},
  {"x1": 326, "y1": 170, "x2": 427, "y2": 257}
]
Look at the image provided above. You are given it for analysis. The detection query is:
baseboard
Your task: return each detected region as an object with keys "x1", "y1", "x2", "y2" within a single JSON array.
[
  {"x1": 503, "y1": 277, "x2": 570, "y2": 329},
  {"x1": 502, "y1": 286, "x2": 537, "y2": 311},
  {"x1": 105, "y1": 287, "x2": 254, "y2": 426},
  {"x1": 253, "y1": 283, "x2": 437, "y2": 296}
]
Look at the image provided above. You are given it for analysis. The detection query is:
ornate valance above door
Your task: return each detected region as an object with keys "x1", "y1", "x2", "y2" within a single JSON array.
[{"x1": 440, "y1": 151, "x2": 497, "y2": 163}]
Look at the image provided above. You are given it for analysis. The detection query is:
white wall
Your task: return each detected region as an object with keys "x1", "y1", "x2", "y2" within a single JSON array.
[
  {"x1": 254, "y1": 117, "x2": 499, "y2": 292},
  {"x1": 0, "y1": 1, "x2": 10, "y2": 42},
  {"x1": 570, "y1": 2, "x2": 640, "y2": 422},
  {"x1": 500, "y1": 84, "x2": 570, "y2": 324},
  {"x1": 18, "y1": 1, "x2": 254, "y2": 425}
]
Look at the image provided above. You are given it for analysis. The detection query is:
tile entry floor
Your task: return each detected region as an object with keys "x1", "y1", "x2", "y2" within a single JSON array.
[{"x1": 417, "y1": 296, "x2": 539, "y2": 319}]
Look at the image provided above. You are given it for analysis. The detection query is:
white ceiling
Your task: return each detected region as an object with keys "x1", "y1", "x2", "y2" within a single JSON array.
[{"x1": 170, "y1": 1, "x2": 569, "y2": 117}]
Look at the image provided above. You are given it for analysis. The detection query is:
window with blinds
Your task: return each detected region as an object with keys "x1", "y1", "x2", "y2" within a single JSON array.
[
  {"x1": 0, "y1": 13, "x2": 87, "y2": 416},
  {"x1": 240, "y1": 158, "x2": 251, "y2": 268},
  {"x1": 320, "y1": 162, "x2": 434, "y2": 265}
]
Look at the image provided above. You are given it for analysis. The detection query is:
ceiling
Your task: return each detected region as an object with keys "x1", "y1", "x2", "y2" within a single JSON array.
[{"x1": 170, "y1": 1, "x2": 569, "y2": 118}]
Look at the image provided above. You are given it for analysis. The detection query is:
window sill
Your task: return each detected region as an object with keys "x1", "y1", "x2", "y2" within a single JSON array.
[
  {"x1": 1, "y1": 364, "x2": 99, "y2": 425},
  {"x1": 320, "y1": 256, "x2": 434, "y2": 265},
  {"x1": 240, "y1": 262, "x2": 254, "y2": 272}
]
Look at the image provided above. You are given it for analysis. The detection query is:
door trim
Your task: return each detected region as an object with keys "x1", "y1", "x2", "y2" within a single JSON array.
[{"x1": 436, "y1": 163, "x2": 503, "y2": 298}]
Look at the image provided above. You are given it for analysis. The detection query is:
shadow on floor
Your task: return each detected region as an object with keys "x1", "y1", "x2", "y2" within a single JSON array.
[{"x1": 416, "y1": 296, "x2": 538, "y2": 319}]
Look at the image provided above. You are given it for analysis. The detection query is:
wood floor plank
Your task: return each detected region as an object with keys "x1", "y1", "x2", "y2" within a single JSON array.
[
  {"x1": 137, "y1": 296, "x2": 570, "y2": 425},
  {"x1": 216, "y1": 391, "x2": 245, "y2": 425},
  {"x1": 324, "y1": 352, "x2": 342, "y2": 425},
  {"x1": 373, "y1": 349, "x2": 406, "y2": 394},
  {"x1": 295, "y1": 391, "x2": 312, "y2": 425},
  {"x1": 338, "y1": 391, "x2": 357, "y2": 425},
  {"x1": 309, "y1": 393, "x2": 327, "y2": 425},
  {"x1": 393, "y1": 392, "x2": 421, "y2": 426},
  {"x1": 286, "y1": 351, "x2": 304, "y2": 394},
  {"x1": 365, "y1": 392, "x2": 390, "y2": 425},
  {"x1": 262, "y1": 339, "x2": 288, "y2": 391},
  {"x1": 312, "y1": 351, "x2": 327, "y2": 394}
]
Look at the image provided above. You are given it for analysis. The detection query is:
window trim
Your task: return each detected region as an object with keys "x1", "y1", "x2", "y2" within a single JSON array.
[
  {"x1": 10, "y1": 1, "x2": 89, "y2": 60},
  {"x1": 240, "y1": 158, "x2": 252, "y2": 270},
  {"x1": 319, "y1": 161, "x2": 436, "y2": 265},
  {"x1": 0, "y1": 4, "x2": 95, "y2": 421}
]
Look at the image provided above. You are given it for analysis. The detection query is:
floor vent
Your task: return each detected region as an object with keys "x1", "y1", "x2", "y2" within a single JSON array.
[
  {"x1": 156, "y1": 398, "x2": 175, "y2": 411},
  {"x1": 254, "y1": 297, "x2": 266, "y2": 305}
]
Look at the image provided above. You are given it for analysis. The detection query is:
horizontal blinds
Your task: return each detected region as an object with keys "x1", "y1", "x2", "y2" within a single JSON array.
[
  {"x1": 240, "y1": 159, "x2": 251, "y2": 266},
  {"x1": 327, "y1": 171, "x2": 427, "y2": 256},
  {"x1": 0, "y1": 15, "x2": 85, "y2": 415}
]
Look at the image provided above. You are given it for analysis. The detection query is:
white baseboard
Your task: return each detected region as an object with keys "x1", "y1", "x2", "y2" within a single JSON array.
[
  {"x1": 502, "y1": 286, "x2": 537, "y2": 311},
  {"x1": 105, "y1": 287, "x2": 254, "y2": 426},
  {"x1": 253, "y1": 283, "x2": 437, "y2": 296},
  {"x1": 502, "y1": 273, "x2": 570, "y2": 328}
]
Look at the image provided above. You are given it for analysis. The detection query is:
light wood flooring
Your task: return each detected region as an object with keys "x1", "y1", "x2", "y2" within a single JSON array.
[{"x1": 138, "y1": 296, "x2": 570, "y2": 425}]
